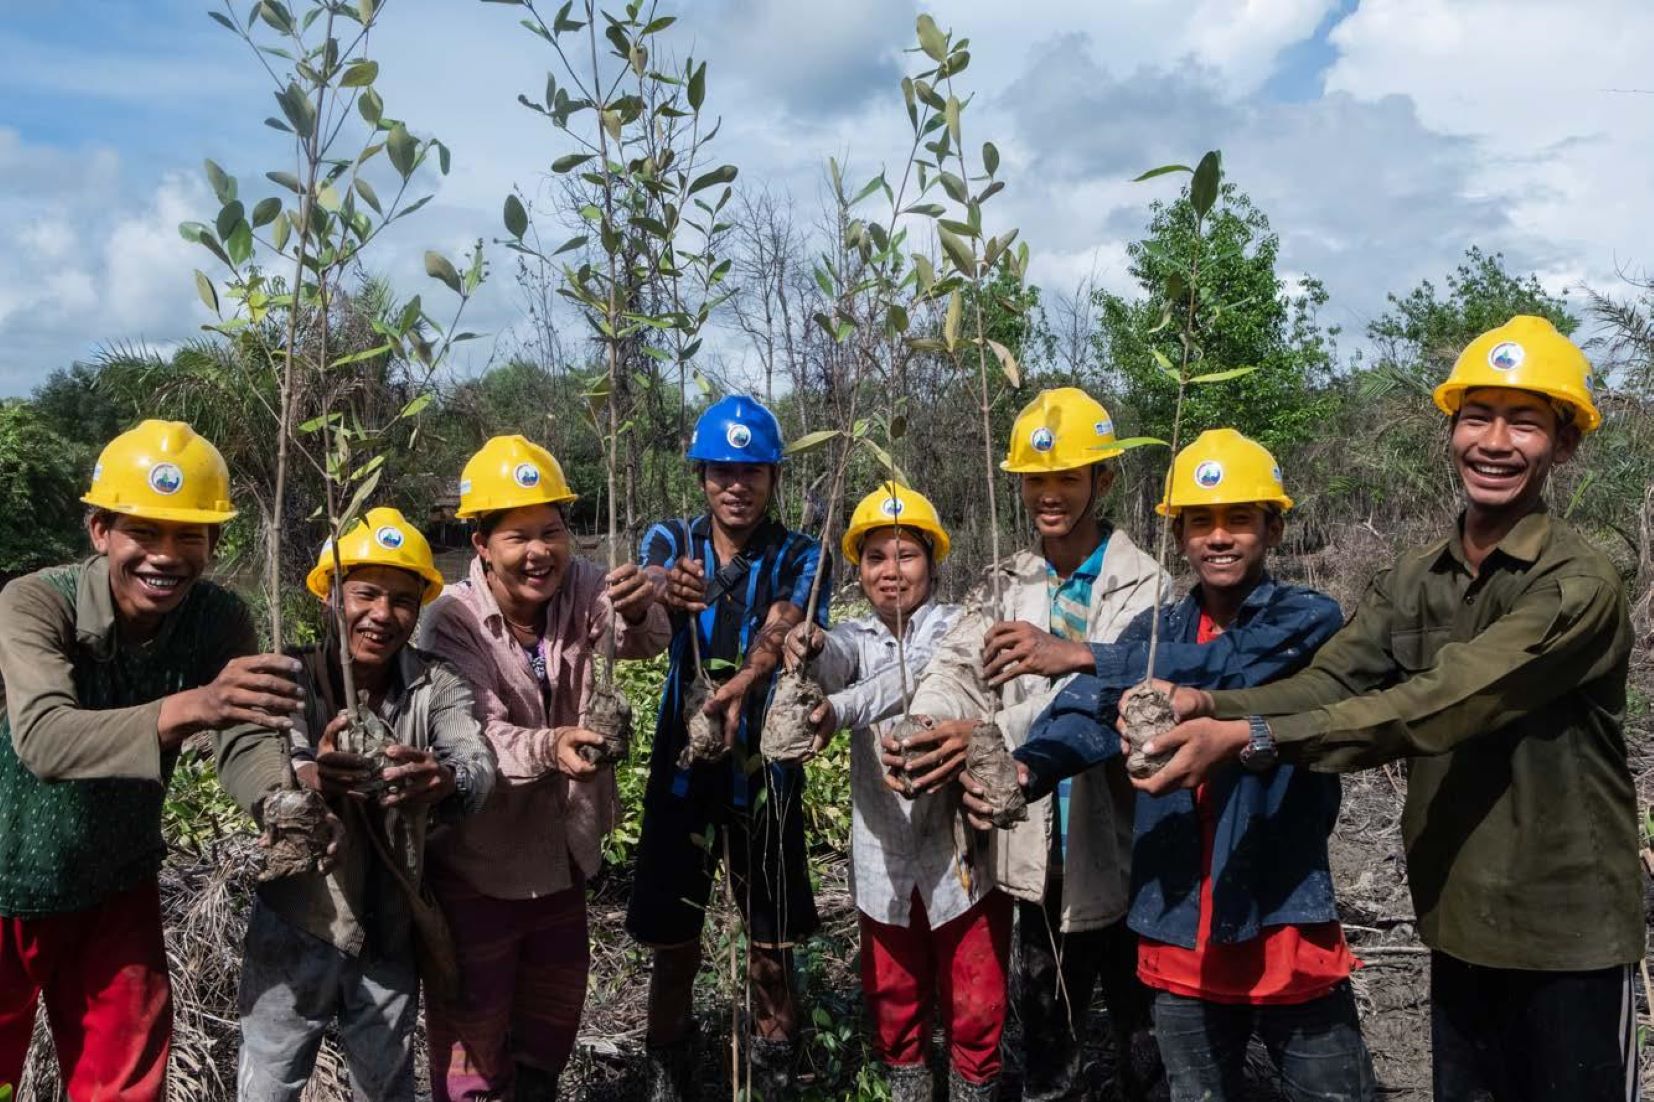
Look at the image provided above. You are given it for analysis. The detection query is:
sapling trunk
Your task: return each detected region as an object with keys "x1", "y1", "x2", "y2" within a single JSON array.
[{"x1": 1126, "y1": 174, "x2": 1212, "y2": 780}]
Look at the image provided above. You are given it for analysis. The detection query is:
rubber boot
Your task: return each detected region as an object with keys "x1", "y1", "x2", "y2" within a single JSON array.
[
  {"x1": 647, "y1": 1032, "x2": 698, "y2": 1102},
  {"x1": 887, "y1": 1061, "x2": 934, "y2": 1102},
  {"x1": 747, "y1": 1035, "x2": 798, "y2": 1100},
  {"x1": 949, "y1": 1065, "x2": 999, "y2": 1102}
]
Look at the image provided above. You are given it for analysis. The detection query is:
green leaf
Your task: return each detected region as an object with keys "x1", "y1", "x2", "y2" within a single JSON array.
[
  {"x1": 552, "y1": 234, "x2": 587, "y2": 255},
  {"x1": 688, "y1": 61, "x2": 707, "y2": 110},
  {"x1": 315, "y1": 183, "x2": 341, "y2": 213},
  {"x1": 357, "y1": 0, "x2": 377, "y2": 22},
  {"x1": 1190, "y1": 149, "x2": 1222, "y2": 218},
  {"x1": 250, "y1": 197, "x2": 282, "y2": 228},
  {"x1": 885, "y1": 303, "x2": 909, "y2": 335},
  {"x1": 1109, "y1": 435, "x2": 1170, "y2": 452},
  {"x1": 215, "y1": 200, "x2": 245, "y2": 241},
  {"x1": 226, "y1": 222, "x2": 254, "y2": 266},
  {"x1": 399, "y1": 392, "x2": 434, "y2": 419},
  {"x1": 272, "y1": 211, "x2": 291, "y2": 251},
  {"x1": 425, "y1": 251, "x2": 462, "y2": 294},
  {"x1": 1151, "y1": 348, "x2": 1179, "y2": 380},
  {"x1": 337, "y1": 467, "x2": 383, "y2": 536},
  {"x1": 915, "y1": 14, "x2": 947, "y2": 62},
  {"x1": 938, "y1": 171, "x2": 969, "y2": 204},
  {"x1": 266, "y1": 170, "x2": 302, "y2": 193},
  {"x1": 944, "y1": 95, "x2": 961, "y2": 145},
  {"x1": 276, "y1": 81, "x2": 315, "y2": 138},
  {"x1": 386, "y1": 123, "x2": 416, "y2": 178},
  {"x1": 358, "y1": 87, "x2": 384, "y2": 125},
  {"x1": 551, "y1": 152, "x2": 594, "y2": 174},
  {"x1": 982, "y1": 141, "x2": 1000, "y2": 176},
  {"x1": 944, "y1": 290, "x2": 962, "y2": 349},
  {"x1": 204, "y1": 159, "x2": 236, "y2": 204},
  {"x1": 985, "y1": 338, "x2": 1021, "y2": 388},
  {"x1": 328, "y1": 343, "x2": 392, "y2": 369},
  {"x1": 341, "y1": 59, "x2": 378, "y2": 87},
  {"x1": 688, "y1": 164, "x2": 738, "y2": 195},
  {"x1": 353, "y1": 177, "x2": 382, "y2": 214},
  {"x1": 786, "y1": 429, "x2": 842, "y2": 456},
  {"x1": 1188, "y1": 365, "x2": 1257, "y2": 384},
  {"x1": 1132, "y1": 163, "x2": 1192, "y2": 182},
  {"x1": 857, "y1": 438, "x2": 907, "y2": 484},
  {"x1": 193, "y1": 270, "x2": 219, "y2": 315},
  {"x1": 938, "y1": 226, "x2": 974, "y2": 276},
  {"x1": 503, "y1": 193, "x2": 528, "y2": 239}
]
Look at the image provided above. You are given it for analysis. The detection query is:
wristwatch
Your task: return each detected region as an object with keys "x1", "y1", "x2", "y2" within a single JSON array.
[{"x1": 1239, "y1": 715, "x2": 1278, "y2": 772}]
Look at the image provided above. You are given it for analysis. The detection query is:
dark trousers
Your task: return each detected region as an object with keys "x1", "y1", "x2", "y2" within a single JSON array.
[
  {"x1": 1151, "y1": 982, "x2": 1375, "y2": 1102},
  {"x1": 1432, "y1": 950, "x2": 1639, "y2": 1102},
  {"x1": 1015, "y1": 893, "x2": 1163, "y2": 1101}
]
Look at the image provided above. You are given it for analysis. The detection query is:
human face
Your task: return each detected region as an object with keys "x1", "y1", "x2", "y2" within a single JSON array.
[
  {"x1": 857, "y1": 529, "x2": 934, "y2": 625},
  {"x1": 88, "y1": 513, "x2": 214, "y2": 630},
  {"x1": 473, "y1": 503, "x2": 571, "y2": 611},
  {"x1": 339, "y1": 565, "x2": 423, "y2": 669},
  {"x1": 1176, "y1": 503, "x2": 1279, "y2": 595},
  {"x1": 1451, "y1": 387, "x2": 1577, "y2": 517},
  {"x1": 701, "y1": 462, "x2": 775, "y2": 535},
  {"x1": 1020, "y1": 465, "x2": 1111, "y2": 539}
]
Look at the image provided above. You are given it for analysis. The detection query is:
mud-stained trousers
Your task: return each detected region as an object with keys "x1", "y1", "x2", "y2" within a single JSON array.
[
  {"x1": 236, "y1": 899, "x2": 418, "y2": 1102},
  {"x1": 860, "y1": 889, "x2": 1013, "y2": 1084},
  {"x1": 1015, "y1": 887, "x2": 1165, "y2": 1102}
]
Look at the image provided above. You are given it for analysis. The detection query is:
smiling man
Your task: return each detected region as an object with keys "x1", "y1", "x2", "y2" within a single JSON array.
[
  {"x1": 627, "y1": 395, "x2": 827, "y2": 1100},
  {"x1": 889, "y1": 387, "x2": 1168, "y2": 1102},
  {"x1": 1135, "y1": 317, "x2": 1639, "y2": 1101},
  {"x1": 0, "y1": 420, "x2": 305, "y2": 1101},
  {"x1": 218, "y1": 507, "x2": 494, "y2": 1102}
]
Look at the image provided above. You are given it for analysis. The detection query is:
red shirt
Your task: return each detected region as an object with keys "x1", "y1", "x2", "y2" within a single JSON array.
[{"x1": 1136, "y1": 612, "x2": 1357, "y2": 1006}]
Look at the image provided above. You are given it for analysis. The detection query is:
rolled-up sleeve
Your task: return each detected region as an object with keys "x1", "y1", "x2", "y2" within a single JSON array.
[{"x1": 426, "y1": 661, "x2": 498, "y2": 816}]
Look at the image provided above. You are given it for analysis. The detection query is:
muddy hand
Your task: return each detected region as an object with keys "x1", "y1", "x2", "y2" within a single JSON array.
[
  {"x1": 379, "y1": 743, "x2": 456, "y2": 807},
  {"x1": 802, "y1": 698, "x2": 838, "y2": 760},
  {"x1": 550, "y1": 726, "x2": 603, "y2": 780},
  {"x1": 707, "y1": 672, "x2": 755, "y2": 751},
  {"x1": 607, "y1": 562, "x2": 656, "y2": 624},
  {"x1": 889, "y1": 717, "x2": 972, "y2": 794},
  {"x1": 664, "y1": 556, "x2": 709, "y2": 613},
  {"x1": 783, "y1": 622, "x2": 826, "y2": 673},
  {"x1": 167, "y1": 654, "x2": 305, "y2": 747},
  {"x1": 959, "y1": 762, "x2": 1031, "y2": 830},
  {"x1": 312, "y1": 712, "x2": 374, "y2": 799},
  {"x1": 982, "y1": 621, "x2": 1091, "y2": 688},
  {"x1": 1132, "y1": 717, "x2": 1250, "y2": 796}
]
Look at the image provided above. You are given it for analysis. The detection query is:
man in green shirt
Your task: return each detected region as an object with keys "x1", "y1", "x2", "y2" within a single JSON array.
[
  {"x1": 1133, "y1": 316, "x2": 1639, "y2": 1101},
  {"x1": 0, "y1": 420, "x2": 307, "y2": 1102}
]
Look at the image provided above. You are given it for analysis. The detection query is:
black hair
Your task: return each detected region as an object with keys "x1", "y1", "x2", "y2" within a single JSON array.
[{"x1": 474, "y1": 501, "x2": 565, "y2": 541}]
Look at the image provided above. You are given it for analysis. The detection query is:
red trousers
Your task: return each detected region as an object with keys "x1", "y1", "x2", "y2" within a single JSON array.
[
  {"x1": 859, "y1": 889, "x2": 1012, "y2": 1084},
  {"x1": 0, "y1": 878, "x2": 172, "y2": 1102}
]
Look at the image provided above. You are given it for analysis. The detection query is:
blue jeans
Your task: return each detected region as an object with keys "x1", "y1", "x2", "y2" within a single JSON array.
[{"x1": 1151, "y1": 982, "x2": 1376, "y2": 1102}]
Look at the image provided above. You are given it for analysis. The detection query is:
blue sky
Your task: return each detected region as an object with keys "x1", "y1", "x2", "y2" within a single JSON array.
[{"x1": 3, "y1": 0, "x2": 1652, "y2": 395}]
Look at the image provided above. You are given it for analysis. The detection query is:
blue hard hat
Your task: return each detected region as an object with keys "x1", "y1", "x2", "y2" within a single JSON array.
[{"x1": 686, "y1": 395, "x2": 785, "y2": 464}]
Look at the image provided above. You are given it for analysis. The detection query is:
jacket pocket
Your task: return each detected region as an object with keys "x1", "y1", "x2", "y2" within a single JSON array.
[{"x1": 1389, "y1": 626, "x2": 1449, "y2": 672}]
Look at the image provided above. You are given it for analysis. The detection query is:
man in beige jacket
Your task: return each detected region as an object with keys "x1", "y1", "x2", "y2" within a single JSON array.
[{"x1": 888, "y1": 388, "x2": 1168, "y2": 1101}]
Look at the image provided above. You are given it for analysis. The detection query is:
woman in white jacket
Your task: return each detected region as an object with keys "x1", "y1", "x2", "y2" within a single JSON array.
[{"x1": 785, "y1": 483, "x2": 1007, "y2": 1102}]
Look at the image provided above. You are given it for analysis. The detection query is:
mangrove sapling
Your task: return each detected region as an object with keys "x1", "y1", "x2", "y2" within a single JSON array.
[
  {"x1": 188, "y1": 0, "x2": 482, "y2": 874},
  {"x1": 1116, "y1": 150, "x2": 1259, "y2": 779},
  {"x1": 492, "y1": 0, "x2": 738, "y2": 766}
]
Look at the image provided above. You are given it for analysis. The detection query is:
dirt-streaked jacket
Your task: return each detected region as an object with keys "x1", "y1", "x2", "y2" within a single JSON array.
[{"x1": 908, "y1": 527, "x2": 1166, "y2": 932}]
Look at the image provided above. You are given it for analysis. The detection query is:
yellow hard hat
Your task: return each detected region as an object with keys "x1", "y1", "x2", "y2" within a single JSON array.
[
  {"x1": 81, "y1": 419, "x2": 237, "y2": 524},
  {"x1": 456, "y1": 435, "x2": 578, "y2": 520},
  {"x1": 306, "y1": 506, "x2": 445, "y2": 605},
  {"x1": 1433, "y1": 315, "x2": 1601, "y2": 433},
  {"x1": 841, "y1": 482, "x2": 952, "y2": 567},
  {"x1": 1157, "y1": 428, "x2": 1293, "y2": 516},
  {"x1": 1001, "y1": 387, "x2": 1122, "y2": 472}
]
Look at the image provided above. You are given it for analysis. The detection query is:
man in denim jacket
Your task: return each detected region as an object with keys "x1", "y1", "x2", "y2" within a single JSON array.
[{"x1": 972, "y1": 429, "x2": 1376, "y2": 1102}]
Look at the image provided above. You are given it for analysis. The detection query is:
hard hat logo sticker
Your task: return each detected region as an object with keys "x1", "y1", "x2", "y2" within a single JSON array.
[
  {"x1": 1271, "y1": 465, "x2": 1283, "y2": 486},
  {"x1": 149, "y1": 463, "x2": 185, "y2": 495},
  {"x1": 1488, "y1": 341, "x2": 1525, "y2": 371},
  {"x1": 1194, "y1": 460, "x2": 1224, "y2": 489},
  {"x1": 513, "y1": 463, "x2": 541, "y2": 488},
  {"x1": 375, "y1": 526, "x2": 405, "y2": 550},
  {"x1": 1094, "y1": 419, "x2": 1114, "y2": 437},
  {"x1": 1030, "y1": 427, "x2": 1055, "y2": 452},
  {"x1": 92, "y1": 462, "x2": 104, "y2": 483},
  {"x1": 726, "y1": 423, "x2": 753, "y2": 449},
  {"x1": 881, "y1": 496, "x2": 905, "y2": 517}
]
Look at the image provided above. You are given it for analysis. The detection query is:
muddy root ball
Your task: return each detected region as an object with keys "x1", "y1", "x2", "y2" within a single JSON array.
[
  {"x1": 678, "y1": 676, "x2": 728, "y2": 768},
  {"x1": 1123, "y1": 682, "x2": 1178, "y2": 779},
  {"x1": 256, "y1": 788, "x2": 335, "y2": 882},
  {"x1": 965, "y1": 719, "x2": 1027, "y2": 828},
  {"x1": 580, "y1": 684, "x2": 634, "y2": 766},
  {"x1": 760, "y1": 668, "x2": 826, "y2": 764}
]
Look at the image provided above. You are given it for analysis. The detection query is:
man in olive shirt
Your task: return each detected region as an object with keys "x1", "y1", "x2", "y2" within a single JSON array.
[
  {"x1": 0, "y1": 421, "x2": 306, "y2": 1101},
  {"x1": 1132, "y1": 316, "x2": 1639, "y2": 1101}
]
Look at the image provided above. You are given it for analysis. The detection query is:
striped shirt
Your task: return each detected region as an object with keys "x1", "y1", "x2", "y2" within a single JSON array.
[{"x1": 1045, "y1": 536, "x2": 1109, "y2": 862}]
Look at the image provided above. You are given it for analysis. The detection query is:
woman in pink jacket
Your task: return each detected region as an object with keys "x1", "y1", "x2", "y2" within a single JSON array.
[{"x1": 420, "y1": 435, "x2": 669, "y2": 1100}]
